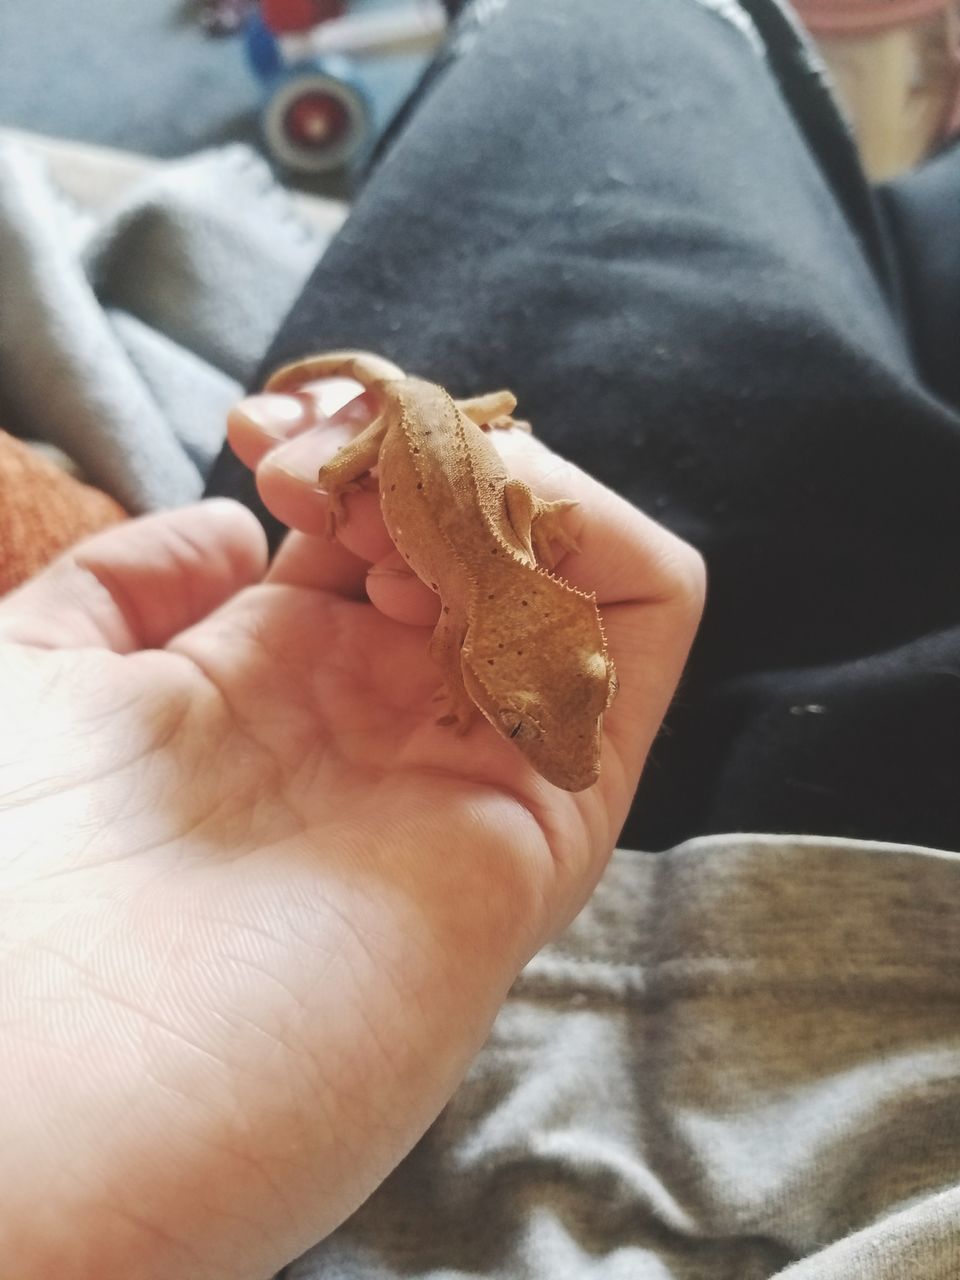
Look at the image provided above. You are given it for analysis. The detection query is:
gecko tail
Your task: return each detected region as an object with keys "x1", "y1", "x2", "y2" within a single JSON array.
[{"x1": 264, "y1": 350, "x2": 407, "y2": 395}]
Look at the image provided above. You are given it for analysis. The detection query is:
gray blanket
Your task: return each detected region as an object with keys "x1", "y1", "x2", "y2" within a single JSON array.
[
  {"x1": 0, "y1": 139, "x2": 325, "y2": 512},
  {"x1": 292, "y1": 834, "x2": 960, "y2": 1279}
]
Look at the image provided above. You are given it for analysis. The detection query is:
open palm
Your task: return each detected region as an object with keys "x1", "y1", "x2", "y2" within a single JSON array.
[{"x1": 0, "y1": 380, "x2": 703, "y2": 1280}]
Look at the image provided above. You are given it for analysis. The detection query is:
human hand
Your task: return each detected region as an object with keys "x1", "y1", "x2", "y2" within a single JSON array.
[{"x1": 0, "y1": 377, "x2": 702, "y2": 1279}]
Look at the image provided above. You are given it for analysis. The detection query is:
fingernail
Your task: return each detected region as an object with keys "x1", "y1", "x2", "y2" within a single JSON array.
[
  {"x1": 366, "y1": 564, "x2": 416, "y2": 580},
  {"x1": 233, "y1": 394, "x2": 309, "y2": 440},
  {"x1": 271, "y1": 423, "x2": 352, "y2": 483}
]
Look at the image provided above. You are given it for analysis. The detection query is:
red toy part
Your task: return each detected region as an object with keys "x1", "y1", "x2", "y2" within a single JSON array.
[{"x1": 261, "y1": 0, "x2": 346, "y2": 35}]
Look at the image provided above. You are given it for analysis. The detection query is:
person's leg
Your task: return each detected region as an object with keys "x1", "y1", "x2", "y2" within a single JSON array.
[{"x1": 208, "y1": 0, "x2": 960, "y2": 852}]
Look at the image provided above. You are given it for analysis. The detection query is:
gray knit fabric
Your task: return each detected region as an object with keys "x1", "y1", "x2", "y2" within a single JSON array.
[
  {"x1": 0, "y1": 140, "x2": 325, "y2": 512},
  {"x1": 290, "y1": 834, "x2": 960, "y2": 1278}
]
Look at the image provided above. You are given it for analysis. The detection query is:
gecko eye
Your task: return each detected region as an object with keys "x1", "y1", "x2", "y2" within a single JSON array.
[{"x1": 497, "y1": 704, "x2": 544, "y2": 744}]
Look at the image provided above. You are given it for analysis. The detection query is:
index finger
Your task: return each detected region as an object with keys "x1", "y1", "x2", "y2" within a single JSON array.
[{"x1": 229, "y1": 385, "x2": 396, "y2": 563}]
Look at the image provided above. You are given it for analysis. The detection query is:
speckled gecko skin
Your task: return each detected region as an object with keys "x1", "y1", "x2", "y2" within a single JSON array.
[{"x1": 264, "y1": 350, "x2": 618, "y2": 791}]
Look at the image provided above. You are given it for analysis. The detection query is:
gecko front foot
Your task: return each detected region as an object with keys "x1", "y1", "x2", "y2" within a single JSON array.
[
  {"x1": 530, "y1": 498, "x2": 580, "y2": 569},
  {"x1": 316, "y1": 477, "x2": 364, "y2": 537},
  {"x1": 434, "y1": 683, "x2": 478, "y2": 735},
  {"x1": 501, "y1": 482, "x2": 580, "y2": 569}
]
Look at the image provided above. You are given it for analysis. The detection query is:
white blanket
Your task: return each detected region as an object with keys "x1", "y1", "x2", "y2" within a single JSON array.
[{"x1": 0, "y1": 136, "x2": 335, "y2": 512}]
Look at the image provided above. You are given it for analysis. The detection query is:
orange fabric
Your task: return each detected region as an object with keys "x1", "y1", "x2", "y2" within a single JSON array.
[
  {"x1": 0, "y1": 429, "x2": 126, "y2": 596},
  {"x1": 795, "y1": 0, "x2": 960, "y2": 148}
]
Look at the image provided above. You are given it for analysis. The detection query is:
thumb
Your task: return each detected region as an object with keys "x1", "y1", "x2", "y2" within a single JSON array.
[{"x1": 0, "y1": 500, "x2": 268, "y2": 652}]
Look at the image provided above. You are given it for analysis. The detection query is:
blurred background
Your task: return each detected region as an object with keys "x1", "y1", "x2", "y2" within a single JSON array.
[
  {"x1": 0, "y1": 0, "x2": 957, "y2": 587},
  {"x1": 0, "y1": 1, "x2": 956, "y2": 190},
  {"x1": 797, "y1": 0, "x2": 960, "y2": 180},
  {"x1": 0, "y1": 0, "x2": 441, "y2": 196}
]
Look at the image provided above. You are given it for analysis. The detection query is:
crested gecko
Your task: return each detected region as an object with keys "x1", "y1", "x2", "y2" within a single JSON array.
[{"x1": 264, "y1": 351, "x2": 617, "y2": 791}]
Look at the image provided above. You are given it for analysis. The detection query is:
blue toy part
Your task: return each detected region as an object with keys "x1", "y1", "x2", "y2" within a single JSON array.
[{"x1": 245, "y1": 14, "x2": 285, "y2": 83}]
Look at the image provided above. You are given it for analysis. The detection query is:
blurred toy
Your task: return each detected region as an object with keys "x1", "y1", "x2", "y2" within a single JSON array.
[
  {"x1": 261, "y1": 1, "x2": 348, "y2": 29},
  {"x1": 247, "y1": 0, "x2": 448, "y2": 173},
  {"x1": 199, "y1": 0, "x2": 259, "y2": 36}
]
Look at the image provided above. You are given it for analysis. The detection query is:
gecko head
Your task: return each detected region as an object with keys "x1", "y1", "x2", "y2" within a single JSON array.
[
  {"x1": 461, "y1": 574, "x2": 618, "y2": 791},
  {"x1": 466, "y1": 648, "x2": 618, "y2": 792}
]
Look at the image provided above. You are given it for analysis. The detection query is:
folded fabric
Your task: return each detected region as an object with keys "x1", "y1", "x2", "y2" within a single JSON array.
[
  {"x1": 290, "y1": 833, "x2": 960, "y2": 1280},
  {"x1": 0, "y1": 139, "x2": 327, "y2": 513},
  {"x1": 0, "y1": 428, "x2": 125, "y2": 595}
]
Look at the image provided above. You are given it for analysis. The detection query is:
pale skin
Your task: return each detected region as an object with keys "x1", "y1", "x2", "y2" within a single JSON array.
[{"x1": 0, "y1": 375, "x2": 704, "y2": 1280}]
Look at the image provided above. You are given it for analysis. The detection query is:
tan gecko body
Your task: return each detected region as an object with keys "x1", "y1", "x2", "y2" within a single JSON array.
[{"x1": 265, "y1": 351, "x2": 617, "y2": 791}]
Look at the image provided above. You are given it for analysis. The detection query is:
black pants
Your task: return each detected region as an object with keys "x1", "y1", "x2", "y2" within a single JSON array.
[{"x1": 207, "y1": 0, "x2": 960, "y2": 853}]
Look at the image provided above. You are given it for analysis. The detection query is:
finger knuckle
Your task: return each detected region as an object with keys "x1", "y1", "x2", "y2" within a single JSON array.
[{"x1": 664, "y1": 537, "x2": 707, "y2": 617}]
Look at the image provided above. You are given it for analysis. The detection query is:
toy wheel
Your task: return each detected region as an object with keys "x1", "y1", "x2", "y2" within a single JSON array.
[{"x1": 263, "y1": 71, "x2": 370, "y2": 173}]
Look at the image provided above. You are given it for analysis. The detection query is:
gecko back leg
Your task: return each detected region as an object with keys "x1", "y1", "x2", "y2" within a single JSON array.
[
  {"x1": 315, "y1": 413, "x2": 392, "y2": 535},
  {"x1": 264, "y1": 351, "x2": 405, "y2": 535}
]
